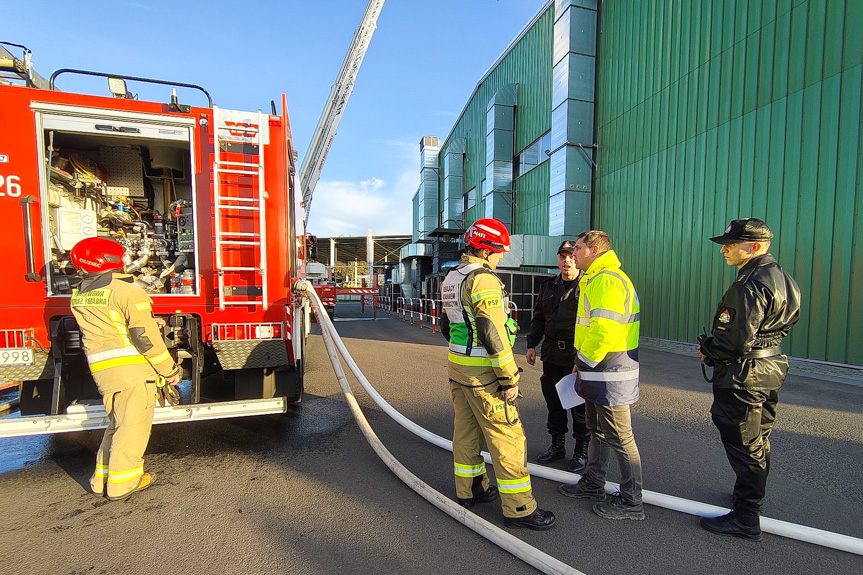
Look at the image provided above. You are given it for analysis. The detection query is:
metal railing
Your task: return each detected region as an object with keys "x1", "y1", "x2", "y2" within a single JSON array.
[
  {"x1": 387, "y1": 297, "x2": 441, "y2": 332},
  {"x1": 385, "y1": 297, "x2": 519, "y2": 336}
]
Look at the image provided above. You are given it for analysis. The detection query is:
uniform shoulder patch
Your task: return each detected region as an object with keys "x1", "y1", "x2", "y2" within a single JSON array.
[
  {"x1": 718, "y1": 308, "x2": 733, "y2": 323},
  {"x1": 483, "y1": 297, "x2": 501, "y2": 309}
]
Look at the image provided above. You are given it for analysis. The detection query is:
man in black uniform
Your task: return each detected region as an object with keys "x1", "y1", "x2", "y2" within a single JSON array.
[
  {"x1": 698, "y1": 218, "x2": 801, "y2": 541},
  {"x1": 526, "y1": 240, "x2": 590, "y2": 472}
]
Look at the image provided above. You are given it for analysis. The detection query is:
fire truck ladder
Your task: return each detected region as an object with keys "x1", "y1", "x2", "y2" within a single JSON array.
[{"x1": 213, "y1": 106, "x2": 268, "y2": 311}]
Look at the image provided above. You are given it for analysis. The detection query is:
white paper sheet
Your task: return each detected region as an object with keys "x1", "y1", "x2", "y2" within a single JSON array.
[{"x1": 555, "y1": 373, "x2": 585, "y2": 409}]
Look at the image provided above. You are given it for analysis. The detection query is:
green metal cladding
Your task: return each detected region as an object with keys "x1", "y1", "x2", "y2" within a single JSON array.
[
  {"x1": 444, "y1": 5, "x2": 554, "y2": 229},
  {"x1": 595, "y1": 0, "x2": 863, "y2": 365}
]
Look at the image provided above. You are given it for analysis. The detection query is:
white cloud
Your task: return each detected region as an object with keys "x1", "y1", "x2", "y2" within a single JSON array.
[{"x1": 306, "y1": 142, "x2": 420, "y2": 239}]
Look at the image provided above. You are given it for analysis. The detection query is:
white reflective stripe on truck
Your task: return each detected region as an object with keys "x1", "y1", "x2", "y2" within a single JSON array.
[{"x1": 0, "y1": 398, "x2": 286, "y2": 438}]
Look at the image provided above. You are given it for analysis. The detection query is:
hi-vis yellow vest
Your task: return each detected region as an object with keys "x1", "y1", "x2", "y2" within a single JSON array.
[
  {"x1": 573, "y1": 250, "x2": 640, "y2": 406},
  {"x1": 442, "y1": 256, "x2": 518, "y2": 387}
]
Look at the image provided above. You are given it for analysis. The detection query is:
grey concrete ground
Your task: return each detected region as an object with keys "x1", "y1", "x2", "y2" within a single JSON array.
[{"x1": 0, "y1": 302, "x2": 861, "y2": 575}]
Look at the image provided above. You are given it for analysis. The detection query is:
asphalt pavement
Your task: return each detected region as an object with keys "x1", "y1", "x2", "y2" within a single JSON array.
[{"x1": 0, "y1": 302, "x2": 861, "y2": 575}]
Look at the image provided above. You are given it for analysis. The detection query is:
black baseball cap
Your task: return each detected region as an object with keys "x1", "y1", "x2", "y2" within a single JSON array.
[
  {"x1": 709, "y1": 218, "x2": 774, "y2": 245},
  {"x1": 557, "y1": 240, "x2": 576, "y2": 254}
]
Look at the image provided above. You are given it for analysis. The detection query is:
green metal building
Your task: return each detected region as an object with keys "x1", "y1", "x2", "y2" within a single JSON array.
[{"x1": 407, "y1": 0, "x2": 863, "y2": 366}]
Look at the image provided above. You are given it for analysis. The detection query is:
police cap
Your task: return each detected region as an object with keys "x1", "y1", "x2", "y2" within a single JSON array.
[
  {"x1": 709, "y1": 218, "x2": 774, "y2": 245},
  {"x1": 557, "y1": 239, "x2": 576, "y2": 255}
]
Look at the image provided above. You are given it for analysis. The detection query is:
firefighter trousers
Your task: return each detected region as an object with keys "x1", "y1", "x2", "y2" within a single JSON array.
[
  {"x1": 450, "y1": 380, "x2": 537, "y2": 518},
  {"x1": 90, "y1": 381, "x2": 157, "y2": 498}
]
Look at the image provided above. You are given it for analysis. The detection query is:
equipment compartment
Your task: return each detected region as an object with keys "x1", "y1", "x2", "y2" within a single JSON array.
[{"x1": 38, "y1": 113, "x2": 199, "y2": 296}]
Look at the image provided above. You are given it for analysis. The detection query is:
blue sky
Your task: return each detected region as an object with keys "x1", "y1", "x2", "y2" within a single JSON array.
[{"x1": 5, "y1": 0, "x2": 548, "y2": 238}]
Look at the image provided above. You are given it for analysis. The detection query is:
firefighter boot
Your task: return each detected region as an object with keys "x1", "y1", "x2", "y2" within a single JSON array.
[
  {"x1": 503, "y1": 508, "x2": 556, "y2": 531},
  {"x1": 106, "y1": 472, "x2": 156, "y2": 502},
  {"x1": 566, "y1": 438, "x2": 589, "y2": 474},
  {"x1": 457, "y1": 476, "x2": 500, "y2": 508},
  {"x1": 536, "y1": 435, "x2": 565, "y2": 464}
]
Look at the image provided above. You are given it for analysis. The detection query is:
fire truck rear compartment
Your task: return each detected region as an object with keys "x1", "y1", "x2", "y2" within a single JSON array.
[{"x1": 43, "y1": 128, "x2": 198, "y2": 296}]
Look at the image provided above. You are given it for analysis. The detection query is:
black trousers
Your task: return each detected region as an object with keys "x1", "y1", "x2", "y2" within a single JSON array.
[
  {"x1": 539, "y1": 361, "x2": 588, "y2": 440},
  {"x1": 710, "y1": 387, "x2": 779, "y2": 516}
]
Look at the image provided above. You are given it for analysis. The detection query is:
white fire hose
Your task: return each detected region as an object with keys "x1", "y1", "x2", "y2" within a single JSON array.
[
  {"x1": 297, "y1": 281, "x2": 863, "y2": 558},
  {"x1": 298, "y1": 281, "x2": 582, "y2": 575}
]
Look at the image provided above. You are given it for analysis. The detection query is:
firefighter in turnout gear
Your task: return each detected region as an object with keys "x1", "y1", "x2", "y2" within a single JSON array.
[
  {"x1": 69, "y1": 237, "x2": 182, "y2": 501},
  {"x1": 441, "y1": 219, "x2": 555, "y2": 530}
]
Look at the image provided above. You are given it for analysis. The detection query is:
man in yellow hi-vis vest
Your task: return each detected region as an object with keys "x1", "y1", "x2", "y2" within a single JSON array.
[
  {"x1": 441, "y1": 219, "x2": 555, "y2": 530},
  {"x1": 70, "y1": 237, "x2": 181, "y2": 501},
  {"x1": 558, "y1": 230, "x2": 644, "y2": 521}
]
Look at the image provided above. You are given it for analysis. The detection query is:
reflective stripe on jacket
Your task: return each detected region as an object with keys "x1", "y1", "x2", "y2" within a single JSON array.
[
  {"x1": 442, "y1": 255, "x2": 519, "y2": 388},
  {"x1": 574, "y1": 250, "x2": 640, "y2": 406},
  {"x1": 71, "y1": 271, "x2": 180, "y2": 394}
]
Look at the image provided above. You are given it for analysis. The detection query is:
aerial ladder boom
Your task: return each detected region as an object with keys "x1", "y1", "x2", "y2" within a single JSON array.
[{"x1": 298, "y1": 0, "x2": 385, "y2": 226}]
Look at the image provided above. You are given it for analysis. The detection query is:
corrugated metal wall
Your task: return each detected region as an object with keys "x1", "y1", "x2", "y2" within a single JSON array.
[
  {"x1": 445, "y1": 6, "x2": 555, "y2": 229},
  {"x1": 595, "y1": 0, "x2": 863, "y2": 365},
  {"x1": 514, "y1": 162, "x2": 551, "y2": 235}
]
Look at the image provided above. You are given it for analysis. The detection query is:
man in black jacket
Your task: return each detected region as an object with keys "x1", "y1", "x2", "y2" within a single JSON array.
[
  {"x1": 698, "y1": 218, "x2": 801, "y2": 541},
  {"x1": 526, "y1": 240, "x2": 589, "y2": 472}
]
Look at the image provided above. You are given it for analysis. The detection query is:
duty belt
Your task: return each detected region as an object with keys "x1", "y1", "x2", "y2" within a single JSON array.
[{"x1": 742, "y1": 346, "x2": 781, "y2": 359}]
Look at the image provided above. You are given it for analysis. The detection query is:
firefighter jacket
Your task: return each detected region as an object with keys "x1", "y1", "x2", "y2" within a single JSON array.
[
  {"x1": 71, "y1": 271, "x2": 180, "y2": 394},
  {"x1": 574, "y1": 250, "x2": 640, "y2": 406},
  {"x1": 441, "y1": 255, "x2": 519, "y2": 389},
  {"x1": 526, "y1": 272, "x2": 583, "y2": 366},
  {"x1": 699, "y1": 254, "x2": 801, "y2": 390}
]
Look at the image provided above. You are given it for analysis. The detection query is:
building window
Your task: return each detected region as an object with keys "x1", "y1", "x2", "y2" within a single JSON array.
[
  {"x1": 514, "y1": 131, "x2": 551, "y2": 178},
  {"x1": 465, "y1": 186, "x2": 476, "y2": 211}
]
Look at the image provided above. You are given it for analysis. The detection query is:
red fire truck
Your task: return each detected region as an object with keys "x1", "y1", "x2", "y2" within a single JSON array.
[{"x1": 0, "y1": 45, "x2": 308, "y2": 434}]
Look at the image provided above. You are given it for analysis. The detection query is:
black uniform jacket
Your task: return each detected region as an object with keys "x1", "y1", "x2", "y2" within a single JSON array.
[
  {"x1": 700, "y1": 254, "x2": 801, "y2": 390},
  {"x1": 526, "y1": 272, "x2": 582, "y2": 366}
]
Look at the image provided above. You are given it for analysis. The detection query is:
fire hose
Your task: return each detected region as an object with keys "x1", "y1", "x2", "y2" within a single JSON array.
[
  {"x1": 296, "y1": 281, "x2": 863, "y2": 559},
  {"x1": 298, "y1": 280, "x2": 581, "y2": 575}
]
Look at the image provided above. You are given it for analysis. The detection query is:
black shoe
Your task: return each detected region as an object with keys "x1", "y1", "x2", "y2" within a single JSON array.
[
  {"x1": 700, "y1": 512, "x2": 762, "y2": 541},
  {"x1": 457, "y1": 485, "x2": 499, "y2": 508},
  {"x1": 592, "y1": 493, "x2": 645, "y2": 521},
  {"x1": 503, "y1": 508, "x2": 556, "y2": 531},
  {"x1": 566, "y1": 439, "x2": 589, "y2": 473},
  {"x1": 536, "y1": 436, "x2": 566, "y2": 464},
  {"x1": 558, "y1": 480, "x2": 607, "y2": 501}
]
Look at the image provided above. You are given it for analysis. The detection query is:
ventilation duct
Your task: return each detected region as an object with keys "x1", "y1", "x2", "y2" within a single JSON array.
[
  {"x1": 484, "y1": 84, "x2": 518, "y2": 228},
  {"x1": 548, "y1": 0, "x2": 596, "y2": 236}
]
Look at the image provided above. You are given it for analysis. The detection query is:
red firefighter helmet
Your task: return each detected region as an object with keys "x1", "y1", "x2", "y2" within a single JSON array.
[
  {"x1": 464, "y1": 218, "x2": 511, "y2": 253},
  {"x1": 70, "y1": 237, "x2": 125, "y2": 273}
]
